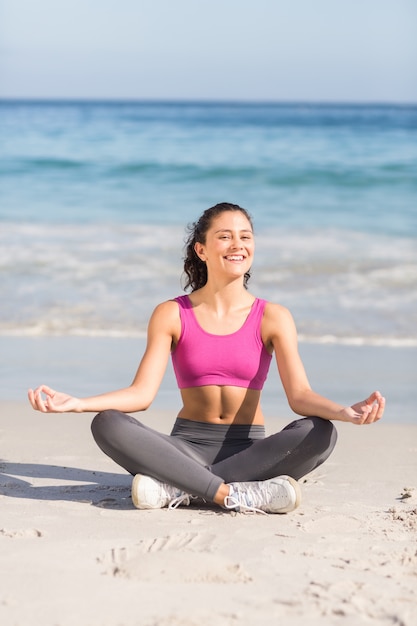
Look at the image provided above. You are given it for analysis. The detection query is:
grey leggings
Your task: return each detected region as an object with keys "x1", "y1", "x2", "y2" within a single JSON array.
[{"x1": 91, "y1": 411, "x2": 337, "y2": 502}]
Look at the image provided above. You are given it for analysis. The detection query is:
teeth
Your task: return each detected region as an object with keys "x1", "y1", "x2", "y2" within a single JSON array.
[{"x1": 226, "y1": 256, "x2": 244, "y2": 261}]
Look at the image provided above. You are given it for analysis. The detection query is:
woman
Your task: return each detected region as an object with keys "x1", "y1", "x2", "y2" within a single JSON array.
[{"x1": 28, "y1": 203, "x2": 385, "y2": 514}]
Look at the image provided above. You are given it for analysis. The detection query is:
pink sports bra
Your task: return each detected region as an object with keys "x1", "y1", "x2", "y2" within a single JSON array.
[{"x1": 171, "y1": 295, "x2": 272, "y2": 390}]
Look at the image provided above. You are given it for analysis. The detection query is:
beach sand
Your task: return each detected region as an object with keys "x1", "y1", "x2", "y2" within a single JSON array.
[{"x1": 1, "y1": 402, "x2": 416, "y2": 626}]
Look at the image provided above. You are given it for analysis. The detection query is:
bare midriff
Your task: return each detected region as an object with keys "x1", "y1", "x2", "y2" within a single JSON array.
[{"x1": 177, "y1": 385, "x2": 264, "y2": 425}]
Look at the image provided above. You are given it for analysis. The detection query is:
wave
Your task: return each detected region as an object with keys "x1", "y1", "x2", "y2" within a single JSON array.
[
  {"x1": 3, "y1": 156, "x2": 415, "y2": 186},
  {"x1": 1, "y1": 223, "x2": 415, "y2": 346},
  {"x1": 1, "y1": 324, "x2": 415, "y2": 347},
  {"x1": 3, "y1": 156, "x2": 415, "y2": 191},
  {"x1": 298, "y1": 334, "x2": 417, "y2": 348},
  {"x1": 0, "y1": 157, "x2": 89, "y2": 175},
  {"x1": 112, "y1": 163, "x2": 416, "y2": 187}
]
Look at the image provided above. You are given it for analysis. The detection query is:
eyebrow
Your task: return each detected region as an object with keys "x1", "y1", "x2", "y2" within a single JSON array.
[{"x1": 214, "y1": 228, "x2": 253, "y2": 234}]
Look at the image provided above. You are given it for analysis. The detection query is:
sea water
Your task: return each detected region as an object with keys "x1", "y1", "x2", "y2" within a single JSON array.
[
  {"x1": 1, "y1": 100, "x2": 416, "y2": 419},
  {"x1": 1, "y1": 100, "x2": 416, "y2": 346}
]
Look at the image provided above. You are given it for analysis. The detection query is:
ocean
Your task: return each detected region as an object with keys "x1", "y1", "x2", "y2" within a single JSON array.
[
  {"x1": 1, "y1": 100, "x2": 416, "y2": 345},
  {"x1": 1, "y1": 100, "x2": 416, "y2": 419}
]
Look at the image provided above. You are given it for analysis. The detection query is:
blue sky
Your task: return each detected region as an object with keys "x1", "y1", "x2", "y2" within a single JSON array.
[{"x1": 1, "y1": 0, "x2": 416, "y2": 102}]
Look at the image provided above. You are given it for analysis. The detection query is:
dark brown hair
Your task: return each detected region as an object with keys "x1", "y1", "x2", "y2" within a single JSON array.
[{"x1": 182, "y1": 202, "x2": 254, "y2": 292}]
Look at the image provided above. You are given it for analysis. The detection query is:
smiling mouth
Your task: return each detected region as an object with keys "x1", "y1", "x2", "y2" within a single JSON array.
[{"x1": 225, "y1": 255, "x2": 245, "y2": 261}]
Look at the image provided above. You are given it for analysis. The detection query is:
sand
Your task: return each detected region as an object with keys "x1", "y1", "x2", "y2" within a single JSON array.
[{"x1": 1, "y1": 403, "x2": 416, "y2": 626}]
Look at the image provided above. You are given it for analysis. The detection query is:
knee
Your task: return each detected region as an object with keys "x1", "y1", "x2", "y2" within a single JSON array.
[
  {"x1": 91, "y1": 409, "x2": 119, "y2": 444},
  {"x1": 308, "y1": 416, "x2": 338, "y2": 456},
  {"x1": 286, "y1": 416, "x2": 337, "y2": 455}
]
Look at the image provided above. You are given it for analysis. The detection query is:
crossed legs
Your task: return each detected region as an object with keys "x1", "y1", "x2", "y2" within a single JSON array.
[{"x1": 91, "y1": 410, "x2": 337, "y2": 504}]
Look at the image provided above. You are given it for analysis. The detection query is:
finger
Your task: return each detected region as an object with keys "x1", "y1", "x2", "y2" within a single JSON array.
[
  {"x1": 363, "y1": 392, "x2": 377, "y2": 408},
  {"x1": 362, "y1": 410, "x2": 376, "y2": 424},
  {"x1": 37, "y1": 384, "x2": 55, "y2": 398},
  {"x1": 366, "y1": 390, "x2": 383, "y2": 407},
  {"x1": 32, "y1": 385, "x2": 57, "y2": 411},
  {"x1": 34, "y1": 386, "x2": 55, "y2": 412},
  {"x1": 34, "y1": 388, "x2": 48, "y2": 412},
  {"x1": 44, "y1": 397, "x2": 59, "y2": 412},
  {"x1": 363, "y1": 396, "x2": 385, "y2": 424},
  {"x1": 28, "y1": 387, "x2": 43, "y2": 411},
  {"x1": 373, "y1": 396, "x2": 385, "y2": 421},
  {"x1": 27, "y1": 389, "x2": 37, "y2": 410},
  {"x1": 363, "y1": 402, "x2": 380, "y2": 424},
  {"x1": 349, "y1": 401, "x2": 374, "y2": 425}
]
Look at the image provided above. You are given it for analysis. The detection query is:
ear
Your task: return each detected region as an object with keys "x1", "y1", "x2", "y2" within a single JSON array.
[{"x1": 194, "y1": 242, "x2": 206, "y2": 261}]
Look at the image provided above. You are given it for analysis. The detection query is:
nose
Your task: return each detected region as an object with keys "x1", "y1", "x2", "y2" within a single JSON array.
[{"x1": 231, "y1": 236, "x2": 244, "y2": 248}]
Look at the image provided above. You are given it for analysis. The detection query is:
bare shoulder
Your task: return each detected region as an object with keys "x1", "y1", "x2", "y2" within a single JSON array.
[
  {"x1": 262, "y1": 301, "x2": 297, "y2": 345},
  {"x1": 151, "y1": 299, "x2": 180, "y2": 318},
  {"x1": 148, "y1": 299, "x2": 181, "y2": 338},
  {"x1": 263, "y1": 301, "x2": 295, "y2": 325}
]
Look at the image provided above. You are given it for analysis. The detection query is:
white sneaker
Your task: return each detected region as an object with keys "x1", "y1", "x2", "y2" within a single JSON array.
[
  {"x1": 131, "y1": 474, "x2": 192, "y2": 510},
  {"x1": 224, "y1": 475, "x2": 301, "y2": 514}
]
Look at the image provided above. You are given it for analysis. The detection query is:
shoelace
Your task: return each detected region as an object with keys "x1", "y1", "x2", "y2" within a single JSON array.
[
  {"x1": 223, "y1": 494, "x2": 267, "y2": 515},
  {"x1": 168, "y1": 493, "x2": 191, "y2": 509}
]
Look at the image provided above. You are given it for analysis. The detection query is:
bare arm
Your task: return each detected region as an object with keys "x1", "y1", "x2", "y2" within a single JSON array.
[
  {"x1": 263, "y1": 303, "x2": 385, "y2": 425},
  {"x1": 28, "y1": 301, "x2": 179, "y2": 414}
]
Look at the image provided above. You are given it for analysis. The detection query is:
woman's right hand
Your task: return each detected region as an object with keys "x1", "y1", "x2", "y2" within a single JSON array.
[{"x1": 28, "y1": 385, "x2": 82, "y2": 413}]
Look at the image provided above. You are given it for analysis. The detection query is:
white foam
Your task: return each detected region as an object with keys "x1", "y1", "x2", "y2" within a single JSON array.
[
  {"x1": 298, "y1": 334, "x2": 417, "y2": 348},
  {"x1": 1, "y1": 324, "x2": 415, "y2": 348},
  {"x1": 1, "y1": 222, "x2": 416, "y2": 346}
]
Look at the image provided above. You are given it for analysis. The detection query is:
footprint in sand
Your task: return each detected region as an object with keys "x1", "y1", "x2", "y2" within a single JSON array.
[
  {"x1": 388, "y1": 505, "x2": 417, "y2": 531},
  {"x1": 0, "y1": 528, "x2": 43, "y2": 538},
  {"x1": 98, "y1": 532, "x2": 252, "y2": 583}
]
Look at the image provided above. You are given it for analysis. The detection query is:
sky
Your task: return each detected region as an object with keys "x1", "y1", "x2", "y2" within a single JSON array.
[{"x1": 1, "y1": 0, "x2": 416, "y2": 103}]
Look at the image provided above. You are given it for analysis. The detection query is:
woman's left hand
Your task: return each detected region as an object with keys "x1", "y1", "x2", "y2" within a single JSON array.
[{"x1": 338, "y1": 391, "x2": 385, "y2": 425}]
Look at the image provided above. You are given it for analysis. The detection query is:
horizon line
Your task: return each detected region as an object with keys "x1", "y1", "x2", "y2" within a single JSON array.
[{"x1": 1, "y1": 97, "x2": 416, "y2": 107}]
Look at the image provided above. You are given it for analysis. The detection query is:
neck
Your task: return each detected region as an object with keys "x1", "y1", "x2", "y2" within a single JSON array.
[{"x1": 196, "y1": 278, "x2": 253, "y2": 311}]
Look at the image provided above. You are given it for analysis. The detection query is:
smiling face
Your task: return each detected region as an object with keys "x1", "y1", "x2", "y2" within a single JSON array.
[{"x1": 194, "y1": 210, "x2": 255, "y2": 284}]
